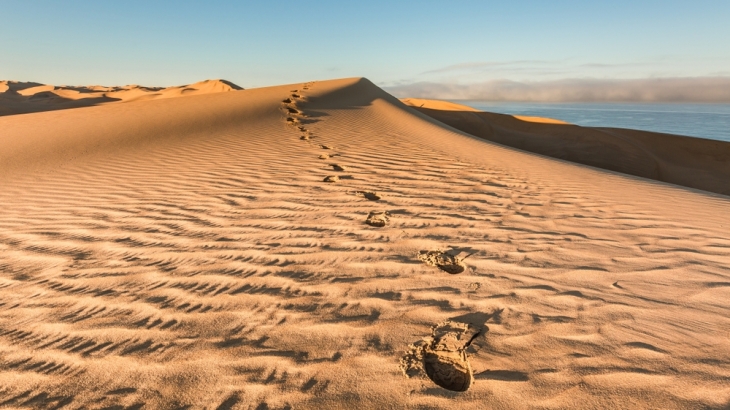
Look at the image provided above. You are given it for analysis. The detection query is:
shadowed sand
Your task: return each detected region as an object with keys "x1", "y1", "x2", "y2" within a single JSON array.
[
  {"x1": 0, "y1": 79, "x2": 242, "y2": 117},
  {"x1": 402, "y1": 98, "x2": 730, "y2": 196},
  {"x1": 0, "y1": 78, "x2": 729, "y2": 409}
]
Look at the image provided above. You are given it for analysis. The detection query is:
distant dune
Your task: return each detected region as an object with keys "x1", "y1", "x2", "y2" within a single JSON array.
[
  {"x1": 0, "y1": 78, "x2": 728, "y2": 409},
  {"x1": 0, "y1": 79, "x2": 242, "y2": 117},
  {"x1": 402, "y1": 98, "x2": 730, "y2": 196}
]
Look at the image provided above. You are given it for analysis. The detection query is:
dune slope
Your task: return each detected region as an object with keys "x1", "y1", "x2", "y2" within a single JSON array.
[
  {"x1": 0, "y1": 78, "x2": 729, "y2": 409},
  {"x1": 402, "y1": 98, "x2": 730, "y2": 196}
]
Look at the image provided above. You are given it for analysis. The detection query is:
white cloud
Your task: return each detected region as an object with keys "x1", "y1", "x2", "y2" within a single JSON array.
[{"x1": 384, "y1": 77, "x2": 730, "y2": 102}]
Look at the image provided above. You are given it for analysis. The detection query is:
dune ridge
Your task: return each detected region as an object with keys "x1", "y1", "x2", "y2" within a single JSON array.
[
  {"x1": 402, "y1": 98, "x2": 730, "y2": 196},
  {"x1": 0, "y1": 79, "x2": 242, "y2": 117},
  {"x1": 0, "y1": 78, "x2": 729, "y2": 409}
]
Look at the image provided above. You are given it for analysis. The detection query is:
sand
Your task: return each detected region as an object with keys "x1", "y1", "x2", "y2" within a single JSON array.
[
  {"x1": 0, "y1": 79, "x2": 242, "y2": 117},
  {"x1": 402, "y1": 98, "x2": 730, "y2": 196},
  {"x1": 0, "y1": 78, "x2": 729, "y2": 409}
]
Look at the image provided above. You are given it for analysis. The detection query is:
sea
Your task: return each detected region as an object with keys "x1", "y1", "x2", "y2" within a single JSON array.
[{"x1": 455, "y1": 101, "x2": 730, "y2": 143}]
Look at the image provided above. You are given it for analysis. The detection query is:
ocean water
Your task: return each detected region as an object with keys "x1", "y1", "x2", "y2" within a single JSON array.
[{"x1": 456, "y1": 101, "x2": 730, "y2": 143}]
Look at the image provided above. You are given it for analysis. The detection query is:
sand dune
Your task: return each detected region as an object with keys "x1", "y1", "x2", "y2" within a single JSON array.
[
  {"x1": 0, "y1": 79, "x2": 242, "y2": 117},
  {"x1": 402, "y1": 98, "x2": 730, "y2": 196},
  {"x1": 0, "y1": 78, "x2": 729, "y2": 409}
]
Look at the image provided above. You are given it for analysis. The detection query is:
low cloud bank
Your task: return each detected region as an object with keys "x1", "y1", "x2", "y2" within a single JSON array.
[{"x1": 384, "y1": 77, "x2": 730, "y2": 102}]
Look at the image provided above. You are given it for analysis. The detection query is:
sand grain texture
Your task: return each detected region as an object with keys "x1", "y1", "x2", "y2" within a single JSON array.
[{"x1": 0, "y1": 78, "x2": 729, "y2": 409}]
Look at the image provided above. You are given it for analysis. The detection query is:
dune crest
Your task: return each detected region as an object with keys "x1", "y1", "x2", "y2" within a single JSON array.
[
  {"x1": 401, "y1": 97, "x2": 568, "y2": 124},
  {"x1": 0, "y1": 78, "x2": 728, "y2": 408},
  {"x1": 0, "y1": 78, "x2": 242, "y2": 117}
]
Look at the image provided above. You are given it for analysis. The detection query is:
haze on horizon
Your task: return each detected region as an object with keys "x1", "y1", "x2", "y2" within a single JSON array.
[{"x1": 1, "y1": 0, "x2": 729, "y2": 102}]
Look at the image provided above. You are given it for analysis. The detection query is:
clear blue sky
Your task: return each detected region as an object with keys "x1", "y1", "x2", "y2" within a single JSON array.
[{"x1": 1, "y1": 0, "x2": 728, "y2": 89}]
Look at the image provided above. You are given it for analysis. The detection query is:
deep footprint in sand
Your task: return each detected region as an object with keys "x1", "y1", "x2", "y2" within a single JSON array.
[
  {"x1": 320, "y1": 144, "x2": 333, "y2": 150},
  {"x1": 282, "y1": 98, "x2": 292, "y2": 104},
  {"x1": 286, "y1": 107, "x2": 301, "y2": 115},
  {"x1": 365, "y1": 211, "x2": 389, "y2": 227},
  {"x1": 418, "y1": 250, "x2": 466, "y2": 274},
  {"x1": 330, "y1": 164, "x2": 346, "y2": 171},
  {"x1": 323, "y1": 175, "x2": 340, "y2": 183},
  {"x1": 353, "y1": 191, "x2": 381, "y2": 201},
  {"x1": 400, "y1": 320, "x2": 483, "y2": 392}
]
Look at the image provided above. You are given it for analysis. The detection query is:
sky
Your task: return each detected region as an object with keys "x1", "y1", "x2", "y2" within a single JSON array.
[{"x1": 1, "y1": 0, "x2": 729, "y2": 101}]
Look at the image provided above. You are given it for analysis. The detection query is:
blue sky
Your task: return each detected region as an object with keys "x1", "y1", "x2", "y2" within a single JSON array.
[{"x1": 1, "y1": 0, "x2": 729, "y2": 98}]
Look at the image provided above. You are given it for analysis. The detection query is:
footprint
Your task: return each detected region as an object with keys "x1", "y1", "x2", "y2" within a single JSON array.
[
  {"x1": 353, "y1": 191, "x2": 381, "y2": 201},
  {"x1": 320, "y1": 144, "x2": 333, "y2": 150},
  {"x1": 291, "y1": 93, "x2": 302, "y2": 99},
  {"x1": 330, "y1": 164, "x2": 346, "y2": 171},
  {"x1": 282, "y1": 98, "x2": 292, "y2": 104},
  {"x1": 286, "y1": 107, "x2": 301, "y2": 114},
  {"x1": 418, "y1": 250, "x2": 467, "y2": 274},
  {"x1": 366, "y1": 211, "x2": 389, "y2": 227},
  {"x1": 298, "y1": 126, "x2": 308, "y2": 132},
  {"x1": 301, "y1": 135, "x2": 312, "y2": 141},
  {"x1": 323, "y1": 175, "x2": 340, "y2": 183},
  {"x1": 400, "y1": 320, "x2": 483, "y2": 392}
]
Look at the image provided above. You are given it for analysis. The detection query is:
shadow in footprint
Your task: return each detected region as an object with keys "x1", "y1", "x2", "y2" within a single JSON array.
[
  {"x1": 353, "y1": 191, "x2": 381, "y2": 201},
  {"x1": 424, "y1": 351, "x2": 473, "y2": 392},
  {"x1": 323, "y1": 175, "x2": 353, "y2": 183}
]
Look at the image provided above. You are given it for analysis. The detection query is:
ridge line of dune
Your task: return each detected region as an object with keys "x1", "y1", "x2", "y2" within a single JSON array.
[{"x1": 0, "y1": 78, "x2": 243, "y2": 117}]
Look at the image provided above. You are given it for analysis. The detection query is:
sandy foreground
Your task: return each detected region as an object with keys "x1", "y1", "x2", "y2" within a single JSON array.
[{"x1": 0, "y1": 78, "x2": 729, "y2": 409}]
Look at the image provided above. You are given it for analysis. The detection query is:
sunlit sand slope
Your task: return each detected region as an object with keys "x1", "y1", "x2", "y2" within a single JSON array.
[
  {"x1": 0, "y1": 78, "x2": 729, "y2": 409},
  {"x1": 403, "y1": 98, "x2": 730, "y2": 196}
]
